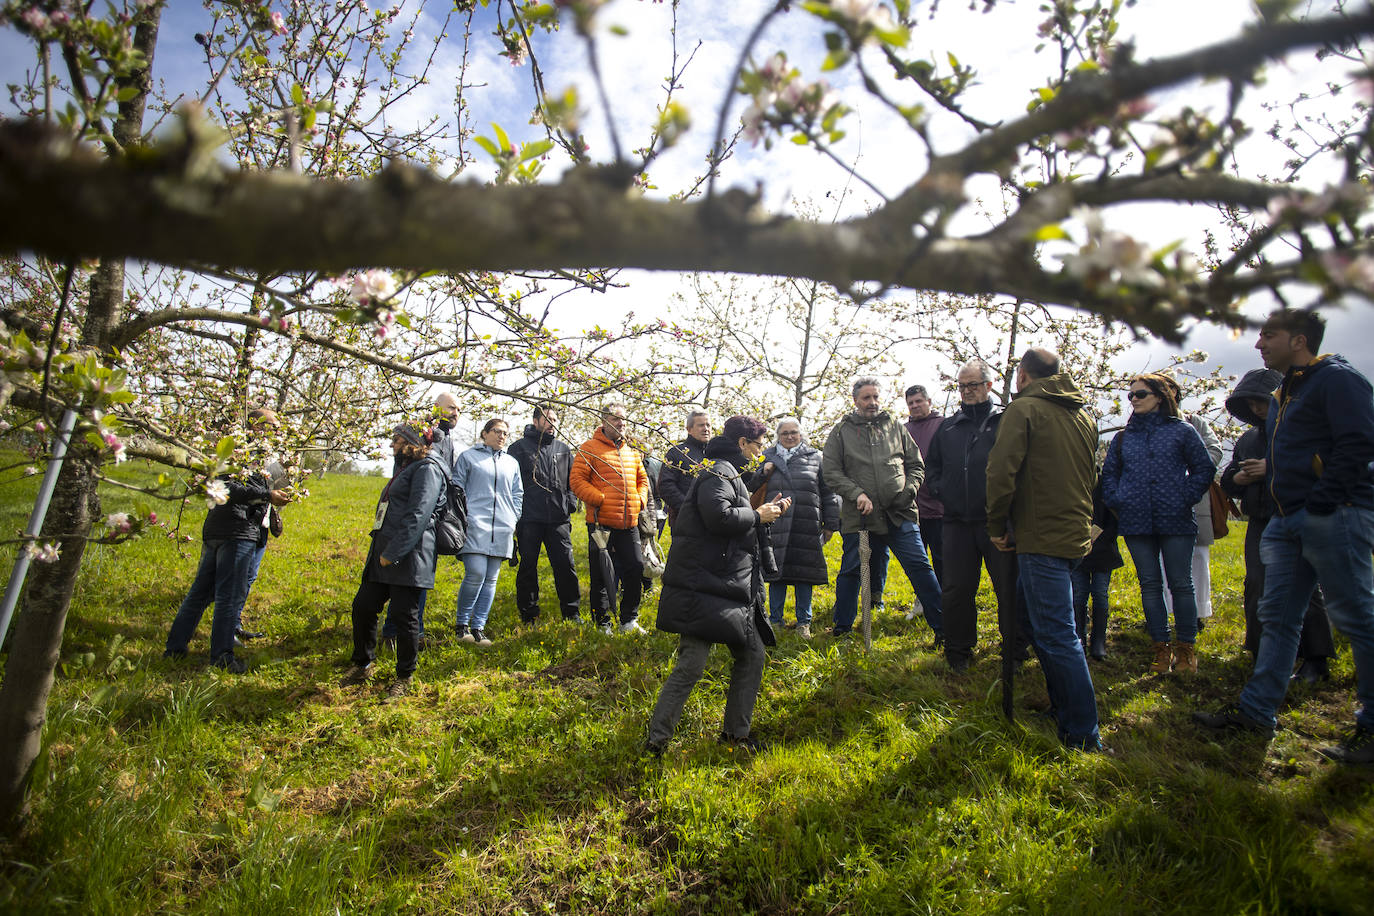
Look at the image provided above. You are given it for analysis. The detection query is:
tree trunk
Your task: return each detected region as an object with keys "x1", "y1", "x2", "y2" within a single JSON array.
[
  {"x1": 0, "y1": 7, "x2": 159, "y2": 834},
  {"x1": 0, "y1": 457, "x2": 97, "y2": 829}
]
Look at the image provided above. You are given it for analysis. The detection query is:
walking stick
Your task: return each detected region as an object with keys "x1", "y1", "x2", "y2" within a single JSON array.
[
  {"x1": 1001, "y1": 636, "x2": 1014, "y2": 722},
  {"x1": 859, "y1": 530, "x2": 872, "y2": 651}
]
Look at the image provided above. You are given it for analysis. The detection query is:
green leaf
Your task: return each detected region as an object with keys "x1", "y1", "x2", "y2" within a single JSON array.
[
  {"x1": 1038, "y1": 86, "x2": 1056, "y2": 102},
  {"x1": 290, "y1": 83, "x2": 305, "y2": 106},
  {"x1": 608, "y1": 24, "x2": 628, "y2": 36},
  {"x1": 947, "y1": 52, "x2": 960, "y2": 70},
  {"x1": 115, "y1": 86, "x2": 140, "y2": 102},
  {"x1": 1032, "y1": 224, "x2": 1070, "y2": 241},
  {"x1": 791, "y1": 134, "x2": 810, "y2": 145},
  {"x1": 491, "y1": 122, "x2": 512, "y2": 152},
  {"x1": 474, "y1": 136, "x2": 500, "y2": 158},
  {"x1": 521, "y1": 139, "x2": 553, "y2": 161},
  {"x1": 821, "y1": 48, "x2": 852, "y2": 72},
  {"x1": 215, "y1": 436, "x2": 236, "y2": 460}
]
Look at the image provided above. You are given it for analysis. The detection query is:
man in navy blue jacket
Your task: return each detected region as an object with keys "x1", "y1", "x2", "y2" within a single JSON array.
[{"x1": 1195, "y1": 310, "x2": 1374, "y2": 764}]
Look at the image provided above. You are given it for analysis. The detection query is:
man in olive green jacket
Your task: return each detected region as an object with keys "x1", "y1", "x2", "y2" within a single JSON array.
[
  {"x1": 822, "y1": 377, "x2": 943, "y2": 639},
  {"x1": 986, "y1": 348, "x2": 1102, "y2": 751}
]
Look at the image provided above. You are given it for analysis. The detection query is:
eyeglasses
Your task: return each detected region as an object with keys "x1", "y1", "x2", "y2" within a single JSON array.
[
  {"x1": 490, "y1": 428, "x2": 510, "y2": 437},
  {"x1": 957, "y1": 381, "x2": 989, "y2": 391},
  {"x1": 1127, "y1": 389, "x2": 1154, "y2": 401},
  {"x1": 747, "y1": 439, "x2": 764, "y2": 447}
]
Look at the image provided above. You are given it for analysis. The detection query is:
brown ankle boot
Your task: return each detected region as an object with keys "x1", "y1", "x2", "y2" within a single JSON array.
[
  {"x1": 1173, "y1": 642, "x2": 1198, "y2": 674},
  {"x1": 1151, "y1": 641, "x2": 1173, "y2": 674}
]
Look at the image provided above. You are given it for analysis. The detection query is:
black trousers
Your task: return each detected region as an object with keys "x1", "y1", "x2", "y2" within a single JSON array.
[
  {"x1": 1243, "y1": 515, "x2": 1335, "y2": 659},
  {"x1": 587, "y1": 525, "x2": 643, "y2": 626},
  {"x1": 515, "y1": 518, "x2": 582, "y2": 621},
  {"x1": 941, "y1": 520, "x2": 1026, "y2": 663},
  {"x1": 351, "y1": 578, "x2": 425, "y2": 678}
]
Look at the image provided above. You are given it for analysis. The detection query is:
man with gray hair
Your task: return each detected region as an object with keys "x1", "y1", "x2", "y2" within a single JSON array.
[
  {"x1": 927, "y1": 360, "x2": 1026, "y2": 672},
  {"x1": 659, "y1": 408, "x2": 712, "y2": 529},
  {"x1": 822, "y1": 377, "x2": 944, "y2": 641}
]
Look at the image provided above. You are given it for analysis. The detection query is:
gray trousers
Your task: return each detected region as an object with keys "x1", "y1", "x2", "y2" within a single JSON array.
[{"x1": 649, "y1": 628, "x2": 766, "y2": 745}]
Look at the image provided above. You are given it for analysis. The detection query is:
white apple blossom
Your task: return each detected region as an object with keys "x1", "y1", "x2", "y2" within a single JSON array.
[
  {"x1": 350, "y1": 268, "x2": 397, "y2": 305},
  {"x1": 205, "y1": 480, "x2": 230, "y2": 508}
]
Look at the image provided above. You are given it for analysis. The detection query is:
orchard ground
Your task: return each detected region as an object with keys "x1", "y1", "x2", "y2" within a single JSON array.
[{"x1": 1, "y1": 460, "x2": 1372, "y2": 914}]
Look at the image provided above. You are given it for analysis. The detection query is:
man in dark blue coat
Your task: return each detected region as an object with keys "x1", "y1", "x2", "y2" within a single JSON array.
[
  {"x1": 1196, "y1": 310, "x2": 1374, "y2": 764},
  {"x1": 927, "y1": 360, "x2": 1025, "y2": 673},
  {"x1": 659, "y1": 408, "x2": 711, "y2": 529},
  {"x1": 507, "y1": 403, "x2": 582, "y2": 623},
  {"x1": 164, "y1": 408, "x2": 290, "y2": 673}
]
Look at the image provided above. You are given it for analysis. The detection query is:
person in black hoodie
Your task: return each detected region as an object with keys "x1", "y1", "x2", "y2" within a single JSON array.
[
  {"x1": 344, "y1": 424, "x2": 449, "y2": 699},
  {"x1": 647, "y1": 416, "x2": 791, "y2": 754},
  {"x1": 1220, "y1": 367, "x2": 1334, "y2": 679},
  {"x1": 1196, "y1": 309, "x2": 1374, "y2": 765},
  {"x1": 507, "y1": 404, "x2": 582, "y2": 623},
  {"x1": 926, "y1": 360, "x2": 1027, "y2": 672},
  {"x1": 164, "y1": 408, "x2": 289, "y2": 673}
]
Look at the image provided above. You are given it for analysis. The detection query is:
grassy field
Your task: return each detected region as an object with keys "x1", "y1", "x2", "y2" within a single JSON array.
[{"x1": 1, "y1": 460, "x2": 1372, "y2": 914}]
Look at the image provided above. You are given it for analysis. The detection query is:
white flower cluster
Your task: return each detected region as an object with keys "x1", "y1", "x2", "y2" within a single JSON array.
[{"x1": 741, "y1": 53, "x2": 840, "y2": 147}]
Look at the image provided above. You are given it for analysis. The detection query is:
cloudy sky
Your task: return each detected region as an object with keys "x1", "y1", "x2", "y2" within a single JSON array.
[{"x1": 3, "y1": 0, "x2": 1370, "y2": 418}]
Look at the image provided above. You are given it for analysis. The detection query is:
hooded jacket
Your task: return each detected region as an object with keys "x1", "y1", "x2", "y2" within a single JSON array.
[
  {"x1": 760, "y1": 441, "x2": 840, "y2": 585},
  {"x1": 1264, "y1": 354, "x2": 1374, "y2": 516},
  {"x1": 656, "y1": 436, "x2": 775, "y2": 648},
  {"x1": 985, "y1": 372, "x2": 1099, "y2": 558},
  {"x1": 904, "y1": 413, "x2": 945, "y2": 520},
  {"x1": 925, "y1": 399, "x2": 1001, "y2": 523},
  {"x1": 1100, "y1": 410, "x2": 1215, "y2": 537},
  {"x1": 453, "y1": 443, "x2": 523, "y2": 558},
  {"x1": 570, "y1": 428, "x2": 649, "y2": 529},
  {"x1": 365, "y1": 453, "x2": 449, "y2": 589},
  {"x1": 507, "y1": 424, "x2": 578, "y2": 523},
  {"x1": 1221, "y1": 367, "x2": 1283, "y2": 519},
  {"x1": 821, "y1": 410, "x2": 924, "y2": 535}
]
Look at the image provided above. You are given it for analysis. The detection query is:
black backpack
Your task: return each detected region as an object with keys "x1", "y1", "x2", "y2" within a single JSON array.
[{"x1": 429, "y1": 456, "x2": 468, "y2": 556}]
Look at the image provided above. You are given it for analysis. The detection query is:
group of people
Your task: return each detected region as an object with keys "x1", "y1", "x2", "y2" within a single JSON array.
[{"x1": 163, "y1": 308, "x2": 1374, "y2": 763}]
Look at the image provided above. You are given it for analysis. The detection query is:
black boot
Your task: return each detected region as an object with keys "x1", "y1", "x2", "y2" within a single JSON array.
[{"x1": 1089, "y1": 605, "x2": 1108, "y2": 660}]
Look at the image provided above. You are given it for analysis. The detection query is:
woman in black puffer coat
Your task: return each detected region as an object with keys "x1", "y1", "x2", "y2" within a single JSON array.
[
  {"x1": 647, "y1": 416, "x2": 791, "y2": 754},
  {"x1": 760, "y1": 418, "x2": 839, "y2": 638}
]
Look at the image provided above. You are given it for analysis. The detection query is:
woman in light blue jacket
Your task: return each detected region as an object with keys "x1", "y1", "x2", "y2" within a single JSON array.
[{"x1": 453, "y1": 418, "x2": 523, "y2": 646}]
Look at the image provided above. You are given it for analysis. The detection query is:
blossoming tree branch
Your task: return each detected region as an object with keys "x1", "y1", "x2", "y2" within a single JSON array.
[{"x1": 1, "y1": 2, "x2": 1371, "y2": 346}]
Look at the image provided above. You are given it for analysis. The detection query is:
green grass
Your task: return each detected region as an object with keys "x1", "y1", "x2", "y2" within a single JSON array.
[{"x1": 2, "y1": 460, "x2": 1373, "y2": 914}]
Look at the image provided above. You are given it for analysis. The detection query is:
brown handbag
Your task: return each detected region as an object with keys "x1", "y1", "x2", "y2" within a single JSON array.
[
  {"x1": 1208, "y1": 480, "x2": 1235, "y2": 540},
  {"x1": 749, "y1": 465, "x2": 776, "y2": 510}
]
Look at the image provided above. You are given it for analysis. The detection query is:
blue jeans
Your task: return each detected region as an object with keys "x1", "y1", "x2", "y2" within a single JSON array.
[
  {"x1": 165, "y1": 538, "x2": 260, "y2": 662},
  {"x1": 1070, "y1": 567, "x2": 1111, "y2": 643},
  {"x1": 833, "y1": 521, "x2": 942, "y2": 634},
  {"x1": 1239, "y1": 506, "x2": 1374, "y2": 729},
  {"x1": 768, "y1": 582, "x2": 814, "y2": 626},
  {"x1": 455, "y1": 553, "x2": 505, "y2": 630},
  {"x1": 1124, "y1": 534, "x2": 1197, "y2": 644},
  {"x1": 1018, "y1": 553, "x2": 1100, "y2": 748}
]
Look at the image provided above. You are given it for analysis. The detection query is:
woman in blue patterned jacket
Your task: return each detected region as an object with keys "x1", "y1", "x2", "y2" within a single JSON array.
[{"x1": 1101, "y1": 373, "x2": 1216, "y2": 675}]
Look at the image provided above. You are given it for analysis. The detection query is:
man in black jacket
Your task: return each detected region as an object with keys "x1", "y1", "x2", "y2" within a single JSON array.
[
  {"x1": 660, "y1": 408, "x2": 711, "y2": 529},
  {"x1": 164, "y1": 409, "x2": 289, "y2": 672},
  {"x1": 1220, "y1": 366, "x2": 1334, "y2": 679},
  {"x1": 507, "y1": 404, "x2": 582, "y2": 623},
  {"x1": 927, "y1": 361, "x2": 1024, "y2": 672}
]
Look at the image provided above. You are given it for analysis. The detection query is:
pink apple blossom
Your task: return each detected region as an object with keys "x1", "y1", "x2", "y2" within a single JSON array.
[{"x1": 270, "y1": 11, "x2": 286, "y2": 35}]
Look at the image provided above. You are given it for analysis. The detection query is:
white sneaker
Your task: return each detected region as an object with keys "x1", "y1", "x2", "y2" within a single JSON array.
[
  {"x1": 905, "y1": 600, "x2": 923, "y2": 622},
  {"x1": 599, "y1": 621, "x2": 615, "y2": 635},
  {"x1": 619, "y1": 621, "x2": 647, "y2": 635},
  {"x1": 797, "y1": 624, "x2": 812, "y2": 639}
]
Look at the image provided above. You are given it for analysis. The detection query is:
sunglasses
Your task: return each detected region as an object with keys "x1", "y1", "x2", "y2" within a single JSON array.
[{"x1": 1127, "y1": 389, "x2": 1154, "y2": 401}]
